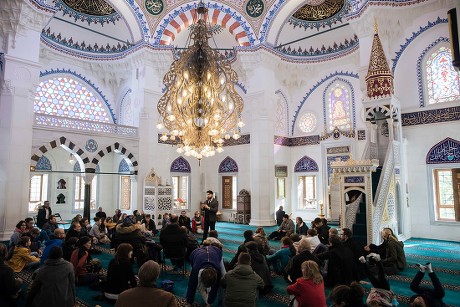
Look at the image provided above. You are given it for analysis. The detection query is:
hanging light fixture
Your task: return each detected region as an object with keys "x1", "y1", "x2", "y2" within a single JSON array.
[
  {"x1": 157, "y1": 1, "x2": 244, "y2": 161},
  {"x1": 68, "y1": 153, "x2": 75, "y2": 164}
]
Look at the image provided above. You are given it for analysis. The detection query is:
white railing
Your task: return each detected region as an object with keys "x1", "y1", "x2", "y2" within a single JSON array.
[
  {"x1": 34, "y1": 113, "x2": 138, "y2": 137},
  {"x1": 345, "y1": 193, "x2": 363, "y2": 229},
  {"x1": 370, "y1": 142, "x2": 394, "y2": 244}
]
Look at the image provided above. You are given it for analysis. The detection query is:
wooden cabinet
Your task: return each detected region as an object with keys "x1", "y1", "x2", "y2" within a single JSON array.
[{"x1": 236, "y1": 189, "x2": 250, "y2": 224}]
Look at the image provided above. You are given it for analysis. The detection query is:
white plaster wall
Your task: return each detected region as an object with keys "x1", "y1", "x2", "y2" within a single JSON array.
[{"x1": 403, "y1": 122, "x2": 460, "y2": 242}]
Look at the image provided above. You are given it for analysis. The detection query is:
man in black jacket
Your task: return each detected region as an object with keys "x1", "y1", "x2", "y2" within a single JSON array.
[
  {"x1": 202, "y1": 190, "x2": 218, "y2": 242},
  {"x1": 178, "y1": 211, "x2": 192, "y2": 232},
  {"x1": 37, "y1": 201, "x2": 52, "y2": 229},
  {"x1": 160, "y1": 214, "x2": 187, "y2": 269}
]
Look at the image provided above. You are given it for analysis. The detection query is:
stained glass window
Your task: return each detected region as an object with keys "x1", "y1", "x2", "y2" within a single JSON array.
[
  {"x1": 426, "y1": 47, "x2": 460, "y2": 104},
  {"x1": 34, "y1": 77, "x2": 112, "y2": 123},
  {"x1": 327, "y1": 83, "x2": 351, "y2": 132},
  {"x1": 299, "y1": 112, "x2": 316, "y2": 133}
]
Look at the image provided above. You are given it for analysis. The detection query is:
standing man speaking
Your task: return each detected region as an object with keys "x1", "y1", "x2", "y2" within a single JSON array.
[{"x1": 202, "y1": 190, "x2": 218, "y2": 242}]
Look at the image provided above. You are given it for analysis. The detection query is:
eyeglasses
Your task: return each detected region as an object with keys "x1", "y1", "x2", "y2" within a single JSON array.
[{"x1": 21, "y1": 224, "x2": 26, "y2": 226}]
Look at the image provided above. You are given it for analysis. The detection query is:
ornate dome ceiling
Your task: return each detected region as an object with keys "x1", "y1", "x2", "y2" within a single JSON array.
[{"x1": 35, "y1": 0, "x2": 363, "y2": 62}]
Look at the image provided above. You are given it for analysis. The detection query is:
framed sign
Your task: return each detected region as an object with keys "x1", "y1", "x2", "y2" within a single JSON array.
[{"x1": 275, "y1": 165, "x2": 288, "y2": 177}]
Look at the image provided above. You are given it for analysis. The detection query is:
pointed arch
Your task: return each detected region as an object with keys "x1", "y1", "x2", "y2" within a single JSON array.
[
  {"x1": 426, "y1": 137, "x2": 460, "y2": 164},
  {"x1": 91, "y1": 142, "x2": 138, "y2": 174},
  {"x1": 294, "y1": 155, "x2": 319, "y2": 172},
  {"x1": 31, "y1": 136, "x2": 89, "y2": 171},
  {"x1": 219, "y1": 156, "x2": 238, "y2": 173},
  {"x1": 171, "y1": 156, "x2": 192, "y2": 173}
]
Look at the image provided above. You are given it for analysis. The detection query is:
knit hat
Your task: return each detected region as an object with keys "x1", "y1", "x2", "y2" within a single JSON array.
[{"x1": 124, "y1": 215, "x2": 136, "y2": 226}]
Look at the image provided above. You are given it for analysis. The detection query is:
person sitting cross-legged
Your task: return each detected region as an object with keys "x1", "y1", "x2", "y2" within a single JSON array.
[
  {"x1": 266, "y1": 236, "x2": 296, "y2": 277},
  {"x1": 27, "y1": 246, "x2": 75, "y2": 307},
  {"x1": 7, "y1": 236, "x2": 40, "y2": 272},
  {"x1": 268, "y1": 214, "x2": 295, "y2": 240},
  {"x1": 287, "y1": 260, "x2": 327, "y2": 307},
  {"x1": 160, "y1": 214, "x2": 187, "y2": 270},
  {"x1": 41, "y1": 228, "x2": 66, "y2": 264},
  {"x1": 104, "y1": 243, "x2": 137, "y2": 302},
  {"x1": 286, "y1": 238, "x2": 320, "y2": 284},
  {"x1": 70, "y1": 236, "x2": 101, "y2": 286},
  {"x1": 115, "y1": 260, "x2": 177, "y2": 307},
  {"x1": 221, "y1": 252, "x2": 264, "y2": 307}
]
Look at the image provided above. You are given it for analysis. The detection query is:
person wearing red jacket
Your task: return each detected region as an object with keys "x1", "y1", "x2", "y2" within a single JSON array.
[{"x1": 287, "y1": 260, "x2": 326, "y2": 307}]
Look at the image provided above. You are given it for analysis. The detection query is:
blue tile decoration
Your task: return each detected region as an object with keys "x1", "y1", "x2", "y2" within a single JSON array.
[
  {"x1": 326, "y1": 146, "x2": 350, "y2": 155},
  {"x1": 36, "y1": 156, "x2": 52, "y2": 171},
  {"x1": 358, "y1": 130, "x2": 366, "y2": 140},
  {"x1": 347, "y1": 0, "x2": 427, "y2": 20},
  {"x1": 426, "y1": 137, "x2": 460, "y2": 164},
  {"x1": 276, "y1": 35, "x2": 359, "y2": 58},
  {"x1": 119, "y1": 159, "x2": 131, "y2": 173},
  {"x1": 39, "y1": 68, "x2": 116, "y2": 124},
  {"x1": 85, "y1": 139, "x2": 98, "y2": 153},
  {"x1": 294, "y1": 155, "x2": 319, "y2": 172},
  {"x1": 259, "y1": 0, "x2": 286, "y2": 43},
  {"x1": 344, "y1": 176, "x2": 364, "y2": 183},
  {"x1": 395, "y1": 168, "x2": 400, "y2": 175},
  {"x1": 292, "y1": 71, "x2": 358, "y2": 135},
  {"x1": 170, "y1": 156, "x2": 191, "y2": 173},
  {"x1": 416, "y1": 37, "x2": 449, "y2": 107},
  {"x1": 274, "y1": 135, "x2": 321, "y2": 146},
  {"x1": 392, "y1": 17, "x2": 448, "y2": 73},
  {"x1": 401, "y1": 106, "x2": 460, "y2": 126},
  {"x1": 219, "y1": 156, "x2": 239, "y2": 173},
  {"x1": 327, "y1": 155, "x2": 349, "y2": 184},
  {"x1": 246, "y1": 0, "x2": 264, "y2": 18}
]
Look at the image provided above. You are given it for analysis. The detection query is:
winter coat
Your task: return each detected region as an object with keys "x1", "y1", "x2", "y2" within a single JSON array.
[
  {"x1": 0, "y1": 262, "x2": 20, "y2": 306},
  {"x1": 6, "y1": 246, "x2": 40, "y2": 272},
  {"x1": 287, "y1": 278, "x2": 327, "y2": 307},
  {"x1": 221, "y1": 264, "x2": 264, "y2": 307},
  {"x1": 267, "y1": 245, "x2": 294, "y2": 274},
  {"x1": 113, "y1": 223, "x2": 147, "y2": 264},
  {"x1": 70, "y1": 248, "x2": 89, "y2": 278},
  {"x1": 383, "y1": 239, "x2": 406, "y2": 271},
  {"x1": 40, "y1": 238, "x2": 63, "y2": 264},
  {"x1": 246, "y1": 249, "x2": 272, "y2": 293},
  {"x1": 27, "y1": 258, "x2": 75, "y2": 307}
]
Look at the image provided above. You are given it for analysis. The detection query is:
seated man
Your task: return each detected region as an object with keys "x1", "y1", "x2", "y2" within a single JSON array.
[
  {"x1": 227, "y1": 230, "x2": 256, "y2": 270},
  {"x1": 89, "y1": 217, "x2": 110, "y2": 244},
  {"x1": 178, "y1": 211, "x2": 192, "y2": 232},
  {"x1": 287, "y1": 239, "x2": 320, "y2": 284},
  {"x1": 268, "y1": 214, "x2": 294, "y2": 240},
  {"x1": 141, "y1": 214, "x2": 158, "y2": 237},
  {"x1": 115, "y1": 260, "x2": 177, "y2": 307},
  {"x1": 159, "y1": 214, "x2": 187, "y2": 269},
  {"x1": 186, "y1": 245, "x2": 225, "y2": 307}
]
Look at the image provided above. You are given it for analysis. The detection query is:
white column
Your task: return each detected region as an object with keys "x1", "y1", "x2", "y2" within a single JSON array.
[{"x1": 0, "y1": 3, "x2": 51, "y2": 240}]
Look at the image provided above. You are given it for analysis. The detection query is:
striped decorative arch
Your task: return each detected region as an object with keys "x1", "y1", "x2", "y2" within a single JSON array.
[
  {"x1": 31, "y1": 136, "x2": 90, "y2": 170},
  {"x1": 365, "y1": 105, "x2": 392, "y2": 122},
  {"x1": 91, "y1": 142, "x2": 138, "y2": 174},
  {"x1": 153, "y1": 3, "x2": 255, "y2": 46}
]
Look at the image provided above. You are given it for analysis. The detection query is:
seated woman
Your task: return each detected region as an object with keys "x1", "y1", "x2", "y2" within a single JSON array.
[
  {"x1": 161, "y1": 213, "x2": 171, "y2": 230},
  {"x1": 141, "y1": 214, "x2": 158, "y2": 238},
  {"x1": 266, "y1": 237, "x2": 296, "y2": 276},
  {"x1": 191, "y1": 211, "x2": 203, "y2": 234},
  {"x1": 379, "y1": 228, "x2": 406, "y2": 275},
  {"x1": 7, "y1": 236, "x2": 40, "y2": 272},
  {"x1": 409, "y1": 262, "x2": 446, "y2": 307},
  {"x1": 104, "y1": 243, "x2": 137, "y2": 301},
  {"x1": 112, "y1": 215, "x2": 147, "y2": 266},
  {"x1": 9, "y1": 220, "x2": 27, "y2": 249},
  {"x1": 70, "y1": 236, "x2": 101, "y2": 286},
  {"x1": 104, "y1": 217, "x2": 117, "y2": 239},
  {"x1": 287, "y1": 260, "x2": 326, "y2": 307}
]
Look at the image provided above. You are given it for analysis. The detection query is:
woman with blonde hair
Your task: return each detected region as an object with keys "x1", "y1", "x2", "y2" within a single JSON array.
[
  {"x1": 380, "y1": 228, "x2": 406, "y2": 275},
  {"x1": 287, "y1": 260, "x2": 326, "y2": 306}
]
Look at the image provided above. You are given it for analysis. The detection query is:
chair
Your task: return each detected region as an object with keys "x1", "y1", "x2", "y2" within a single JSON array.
[
  {"x1": 54, "y1": 213, "x2": 63, "y2": 221},
  {"x1": 228, "y1": 212, "x2": 237, "y2": 223},
  {"x1": 161, "y1": 247, "x2": 187, "y2": 281}
]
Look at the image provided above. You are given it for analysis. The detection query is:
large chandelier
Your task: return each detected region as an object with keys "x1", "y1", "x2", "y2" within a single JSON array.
[{"x1": 157, "y1": 1, "x2": 244, "y2": 161}]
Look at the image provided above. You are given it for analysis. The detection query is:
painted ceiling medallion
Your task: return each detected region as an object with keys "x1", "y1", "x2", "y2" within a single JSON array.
[
  {"x1": 61, "y1": 0, "x2": 116, "y2": 16},
  {"x1": 145, "y1": 0, "x2": 164, "y2": 16},
  {"x1": 245, "y1": 0, "x2": 264, "y2": 18},
  {"x1": 85, "y1": 139, "x2": 98, "y2": 152},
  {"x1": 292, "y1": 0, "x2": 344, "y2": 21}
]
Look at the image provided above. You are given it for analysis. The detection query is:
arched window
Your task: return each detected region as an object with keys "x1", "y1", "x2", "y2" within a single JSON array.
[
  {"x1": 294, "y1": 155, "x2": 319, "y2": 210},
  {"x1": 426, "y1": 46, "x2": 460, "y2": 105},
  {"x1": 170, "y1": 157, "x2": 191, "y2": 210},
  {"x1": 219, "y1": 156, "x2": 238, "y2": 209},
  {"x1": 34, "y1": 76, "x2": 112, "y2": 123},
  {"x1": 325, "y1": 81, "x2": 353, "y2": 132}
]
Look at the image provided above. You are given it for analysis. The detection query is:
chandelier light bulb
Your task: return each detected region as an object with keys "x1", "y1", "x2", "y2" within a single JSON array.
[
  {"x1": 237, "y1": 121, "x2": 245, "y2": 128},
  {"x1": 167, "y1": 114, "x2": 175, "y2": 121},
  {"x1": 177, "y1": 147, "x2": 184, "y2": 153},
  {"x1": 197, "y1": 153, "x2": 203, "y2": 160},
  {"x1": 224, "y1": 134, "x2": 230, "y2": 140},
  {"x1": 216, "y1": 146, "x2": 224, "y2": 153},
  {"x1": 156, "y1": 122, "x2": 164, "y2": 130},
  {"x1": 233, "y1": 132, "x2": 240, "y2": 140},
  {"x1": 160, "y1": 133, "x2": 168, "y2": 141}
]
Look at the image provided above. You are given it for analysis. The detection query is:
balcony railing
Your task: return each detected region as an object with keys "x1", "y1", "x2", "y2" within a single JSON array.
[{"x1": 34, "y1": 113, "x2": 138, "y2": 137}]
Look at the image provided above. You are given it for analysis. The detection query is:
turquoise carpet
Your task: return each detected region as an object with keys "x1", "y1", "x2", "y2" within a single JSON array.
[{"x1": 11, "y1": 223, "x2": 460, "y2": 307}]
